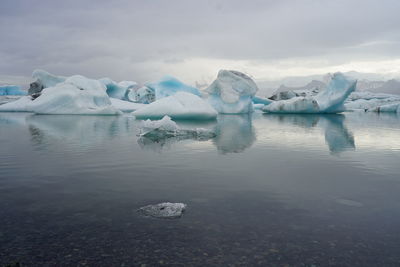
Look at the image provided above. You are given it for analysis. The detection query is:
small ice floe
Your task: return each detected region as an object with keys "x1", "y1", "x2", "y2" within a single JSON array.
[
  {"x1": 138, "y1": 115, "x2": 216, "y2": 141},
  {"x1": 335, "y1": 198, "x2": 363, "y2": 207},
  {"x1": 138, "y1": 202, "x2": 187, "y2": 219}
]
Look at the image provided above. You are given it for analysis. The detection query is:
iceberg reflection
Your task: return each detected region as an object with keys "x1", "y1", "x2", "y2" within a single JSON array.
[{"x1": 213, "y1": 114, "x2": 256, "y2": 154}]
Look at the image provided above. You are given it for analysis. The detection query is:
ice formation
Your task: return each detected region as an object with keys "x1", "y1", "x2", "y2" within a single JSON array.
[
  {"x1": 0, "y1": 85, "x2": 26, "y2": 96},
  {"x1": 263, "y1": 73, "x2": 356, "y2": 114},
  {"x1": 345, "y1": 92, "x2": 400, "y2": 111},
  {"x1": 368, "y1": 103, "x2": 400, "y2": 113},
  {"x1": 207, "y1": 70, "x2": 258, "y2": 114},
  {"x1": 138, "y1": 115, "x2": 216, "y2": 140},
  {"x1": 146, "y1": 75, "x2": 201, "y2": 100},
  {"x1": 0, "y1": 75, "x2": 121, "y2": 115},
  {"x1": 138, "y1": 202, "x2": 187, "y2": 219},
  {"x1": 132, "y1": 92, "x2": 217, "y2": 120}
]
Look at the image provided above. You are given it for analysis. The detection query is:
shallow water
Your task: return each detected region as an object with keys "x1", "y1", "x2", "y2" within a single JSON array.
[{"x1": 0, "y1": 111, "x2": 400, "y2": 266}]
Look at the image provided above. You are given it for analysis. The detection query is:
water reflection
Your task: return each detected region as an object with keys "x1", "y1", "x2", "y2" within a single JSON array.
[
  {"x1": 262, "y1": 113, "x2": 355, "y2": 154},
  {"x1": 213, "y1": 114, "x2": 256, "y2": 154}
]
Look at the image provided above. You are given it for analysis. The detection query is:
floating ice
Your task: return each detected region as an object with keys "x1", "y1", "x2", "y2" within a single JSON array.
[
  {"x1": 368, "y1": 103, "x2": 400, "y2": 113},
  {"x1": 138, "y1": 202, "x2": 187, "y2": 219},
  {"x1": 207, "y1": 70, "x2": 258, "y2": 114},
  {"x1": 263, "y1": 73, "x2": 356, "y2": 114},
  {"x1": 138, "y1": 115, "x2": 216, "y2": 140},
  {"x1": 0, "y1": 75, "x2": 121, "y2": 115},
  {"x1": 132, "y1": 92, "x2": 217, "y2": 120},
  {"x1": 146, "y1": 75, "x2": 201, "y2": 100},
  {"x1": 0, "y1": 85, "x2": 26, "y2": 96},
  {"x1": 345, "y1": 92, "x2": 400, "y2": 111}
]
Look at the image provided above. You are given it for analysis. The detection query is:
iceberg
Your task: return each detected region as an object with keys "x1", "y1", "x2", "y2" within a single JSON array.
[
  {"x1": 132, "y1": 92, "x2": 217, "y2": 120},
  {"x1": 0, "y1": 85, "x2": 26, "y2": 96},
  {"x1": 345, "y1": 91, "x2": 400, "y2": 111},
  {"x1": 207, "y1": 70, "x2": 258, "y2": 114},
  {"x1": 368, "y1": 103, "x2": 400, "y2": 113},
  {"x1": 146, "y1": 75, "x2": 201, "y2": 100},
  {"x1": 0, "y1": 75, "x2": 121, "y2": 115},
  {"x1": 263, "y1": 73, "x2": 356, "y2": 114},
  {"x1": 138, "y1": 202, "x2": 186, "y2": 219},
  {"x1": 138, "y1": 115, "x2": 216, "y2": 140}
]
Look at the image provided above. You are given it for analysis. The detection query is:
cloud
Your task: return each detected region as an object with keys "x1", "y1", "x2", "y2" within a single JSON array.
[{"x1": 1, "y1": 0, "x2": 400, "y2": 85}]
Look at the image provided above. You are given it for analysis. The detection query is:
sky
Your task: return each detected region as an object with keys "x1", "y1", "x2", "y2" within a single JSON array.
[{"x1": 1, "y1": 0, "x2": 400, "y2": 87}]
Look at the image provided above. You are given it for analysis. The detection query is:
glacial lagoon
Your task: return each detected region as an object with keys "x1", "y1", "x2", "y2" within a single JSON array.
[{"x1": 1, "y1": 112, "x2": 400, "y2": 266}]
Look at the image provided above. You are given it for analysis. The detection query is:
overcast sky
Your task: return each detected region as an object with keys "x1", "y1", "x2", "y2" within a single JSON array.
[{"x1": 1, "y1": 0, "x2": 400, "y2": 86}]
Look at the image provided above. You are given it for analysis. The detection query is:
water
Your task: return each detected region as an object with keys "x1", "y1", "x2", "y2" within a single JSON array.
[{"x1": 0, "y1": 111, "x2": 400, "y2": 266}]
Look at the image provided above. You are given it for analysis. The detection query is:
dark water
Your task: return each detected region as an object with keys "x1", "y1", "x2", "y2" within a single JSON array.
[{"x1": 0, "y1": 111, "x2": 400, "y2": 266}]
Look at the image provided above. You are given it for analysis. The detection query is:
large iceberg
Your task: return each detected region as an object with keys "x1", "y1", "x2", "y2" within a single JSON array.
[
  {"x1": 146, "y1": 75, "x2": 201, "y2": 100},
  {"x1": 207, "y1": 70, "x2": 258, "y2": 114},
  {"x1": 263, "y1": 73, "x2": 356, "y2": 114},
  {"x1": 110, "y1": 98, "x2": 145, "y2": 112},
  {"x1": 132, "y1": 92, "x2": 217, "y2": 120},
  {"x1": 0, "y1": 75, "x2": 121, "y2": 115},
  {"x1": 0, "y1": 85, "x2": 26, "y2": 96}
]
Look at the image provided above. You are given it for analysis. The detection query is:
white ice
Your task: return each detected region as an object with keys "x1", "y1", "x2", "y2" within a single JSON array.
[
  {"x1": 138, "y1": 115, "x2": 216, "y2": 140},
  {"x1": 32, "y1": 69, "x2": 66, "y2": 88},
  {"x1": 345, "y1": 91, "x2": 400, "y2": 111},
  {"x1": 368, "y1": 103, "x2": 400, "y2": 113},
  {"x1": 0, "y1": 75, "x2": 121, "y2": 115},
  {"x1": 132, "y1": 92, "x2": 217, "y2": 120},
  {"x1": 263, "y1": 73, "x2": 356, "y2": 114},
  {"x1": 207, "y1": 70, "x2": 258, "y2": 114},
  {"x1": 110, "y1": 98, "x2": 146, "y2": 112}
]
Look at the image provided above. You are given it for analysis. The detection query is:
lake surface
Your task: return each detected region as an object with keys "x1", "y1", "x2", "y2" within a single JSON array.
[{"x1": 0, "y1": 111, "x2": 400, "y2": 266}]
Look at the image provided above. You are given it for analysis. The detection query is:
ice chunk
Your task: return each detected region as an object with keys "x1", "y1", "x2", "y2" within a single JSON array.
[
  {"x1": 110, "y1": 98, "x2": 146, "y2": 112},
  {"x1": 345, "y1": 91, "x2": 400, "y2": 111},
  {"x1": 99, "y1": 78, "x2": 138, "y2": 100},
  {"x1": 368, "y1": 103, "x2": 400, "y2": 113},
  {"x1": 263, "y1": 73, "x2": 356, "y2": 114},
  {"x1": 0, "y1": 75, "x2": 121, "y2": 115},
  {"x1": 138, "y1": 202, "x2": 187, "y2": 219},
  {"x1": 138, "y1": 115, "x2": 216, "y2": 140},
  {"x1": 146, "y1": 75, "x2": 201, "y2": 100},
  {"x1": 207, "y1": 70, "x2": 258, "y2": 114},
  {"x1": 0, "y1": 85, "x2": 26, "y2": 96},
  {"x1": 132, "y1": 92, "x2": 217, "y2": 120}
]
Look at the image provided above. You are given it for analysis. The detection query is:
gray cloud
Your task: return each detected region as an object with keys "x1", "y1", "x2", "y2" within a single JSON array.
[{"x1": 1, "y1": 0, "x2": 400, "y2": 85}]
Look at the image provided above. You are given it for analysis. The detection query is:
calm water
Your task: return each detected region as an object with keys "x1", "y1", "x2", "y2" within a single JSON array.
[{"x1": 0, "y1": 111, "x2": 400, "y2": 266}]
